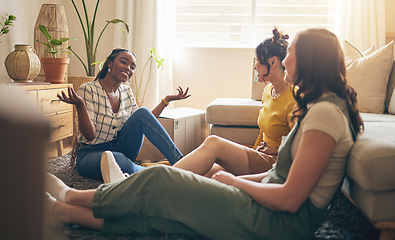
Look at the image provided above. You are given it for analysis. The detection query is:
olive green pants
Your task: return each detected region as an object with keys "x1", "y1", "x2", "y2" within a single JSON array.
[{"x1": 92, "y1": 165, "x2": 327, "y2": 240}]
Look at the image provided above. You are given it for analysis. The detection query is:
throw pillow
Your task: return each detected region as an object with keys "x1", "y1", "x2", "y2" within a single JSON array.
[
  {"x1": 342, "y1": 40, "x2": 363, "y2": 62},
  {"x1": 345, "y1": 41, "x2": 394, "y2": 113},
  {"x1": 342, "y1": 41, "x2": 375, "y2": 67},
  {"x1": 362, "y1": 46, "x2": 375, "y2": 56}
]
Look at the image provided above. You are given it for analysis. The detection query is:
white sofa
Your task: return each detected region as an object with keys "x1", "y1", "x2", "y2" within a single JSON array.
[{"x1": 206, "y1": 41, "x2": 395, "y2": 240}]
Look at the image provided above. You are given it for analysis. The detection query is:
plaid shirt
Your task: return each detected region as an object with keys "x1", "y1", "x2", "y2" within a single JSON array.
[{"x1": 77, "y1": 80, "x2": 138, "y2": 145}]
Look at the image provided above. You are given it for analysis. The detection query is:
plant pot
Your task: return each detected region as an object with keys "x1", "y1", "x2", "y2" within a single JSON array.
[
  {"x1": 4, "y1": 44, "x2": 41, "y2": 82},
  {"x1": 41, "y1": 57, "x2": 69, "y2": 83}
]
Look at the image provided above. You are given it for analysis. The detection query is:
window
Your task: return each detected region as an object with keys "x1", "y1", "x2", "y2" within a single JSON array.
[{"x1": 175, "y1": 0, "x2": 336, "y2": 47}]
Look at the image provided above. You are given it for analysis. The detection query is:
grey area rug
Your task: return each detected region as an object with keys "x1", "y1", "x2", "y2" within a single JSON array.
[{"x1": 46, "y1": 153, "x2": 380, "y2": 240}]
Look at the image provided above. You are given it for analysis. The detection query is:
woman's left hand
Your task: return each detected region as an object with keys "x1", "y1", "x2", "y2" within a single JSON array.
[
  {"x1": 212, "y1": 170, "x2": 237, "y2": 186},
  {"x1": 168, "y1": 86, "x2": 191, "y2": 101}
]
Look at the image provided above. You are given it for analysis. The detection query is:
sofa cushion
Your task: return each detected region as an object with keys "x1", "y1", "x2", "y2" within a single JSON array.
[
  {"x1": 342, "y1": 40, "x2": 363, "y2": 61},
  {"x1": 342, "y1": 40, "x2": 375, "y2": 62},
  {"x1": 347, "y1": 113, "x2": 395, "y2": 191},
  {"x1": 345, "y1": 41, "x2": 394, "y2": 114},
  {"x1": 210, "y1": 125, "x2": 260, "y2": 146},
  {"x1": 206, "y1": 98, "x2": 261, "y2": 126},
  {"x1": 345, "y1": 178, "x2": 395, "y2": 222}
]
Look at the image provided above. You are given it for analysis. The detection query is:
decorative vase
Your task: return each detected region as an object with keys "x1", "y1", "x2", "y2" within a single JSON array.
[
  {"x1": 4, "y1": 44, "x2": 41, "y2": 82},
  {"x1": 41, "y1": 57, "x2": 69, "y2": 83},
  {"x1": 34, "y1": 4, "x2": 68, "y2": 82}
]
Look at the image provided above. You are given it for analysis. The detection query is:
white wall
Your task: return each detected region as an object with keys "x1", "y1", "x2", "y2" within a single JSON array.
[
  {"x1": 386, "y1": 0, "x2": 395, "y2": 33},
  {"x1": 172, "y1": 47, "x2": 255, "y2": 110}
]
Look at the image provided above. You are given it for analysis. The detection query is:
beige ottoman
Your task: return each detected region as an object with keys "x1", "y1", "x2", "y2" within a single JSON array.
[{"x1": 205, "y1": 98, "x2": 262, "y2": 146}]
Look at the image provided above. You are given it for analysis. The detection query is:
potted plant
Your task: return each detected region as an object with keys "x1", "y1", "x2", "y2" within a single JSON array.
[
  {"x1": 36, "y1": 24, "x2": 71, "y2": 83},
  {"x1": 68, "y1": 0, "x2": 129, "y2": 77}
]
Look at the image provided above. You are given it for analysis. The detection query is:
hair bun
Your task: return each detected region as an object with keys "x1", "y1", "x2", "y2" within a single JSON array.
[
  {"x1": 272, "y1": 28, "x2": 289, "y2": 46},
  {"x1": 281, "y1": 34, "x2": 289, "y2": 40},
  {"x1": 272, "y1": 28, "x2": 281, "y2": 41}
]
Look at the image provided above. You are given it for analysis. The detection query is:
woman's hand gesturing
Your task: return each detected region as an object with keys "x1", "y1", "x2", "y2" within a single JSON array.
[
  {"x1": 168, "y1": 86, "x2": 191, "y2": 101},
  {"x1": 57, "y1": 86, "x2": 84, "y2": 107}
]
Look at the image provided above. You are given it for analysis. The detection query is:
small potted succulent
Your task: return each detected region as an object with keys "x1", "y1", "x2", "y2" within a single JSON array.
[{"x1": 36, "y1": 24, "x2": 71, "y2": 83}]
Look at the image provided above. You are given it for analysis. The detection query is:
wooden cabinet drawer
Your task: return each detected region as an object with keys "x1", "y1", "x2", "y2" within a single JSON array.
[
  {"x1": 16, "y1": 83, "x2": 74, "y2": 157},
  {"x1": 48, "y1": 111, "x2": 73, "y2": 142},
  {"x1": 38, "y1": 88, "x2": 72, "y2": 116},
  {"x1": 25, "y1": 90, "x2": 38, "y2": 104}
]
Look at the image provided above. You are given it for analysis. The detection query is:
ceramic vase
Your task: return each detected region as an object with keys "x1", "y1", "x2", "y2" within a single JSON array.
[{"x1": 4, "y1": 44, "x2": 41, "y2": 82}]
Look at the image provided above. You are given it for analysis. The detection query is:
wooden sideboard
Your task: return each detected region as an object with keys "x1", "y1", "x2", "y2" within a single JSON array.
[{"x1": 17, "y1": 83, "x2": 73, "y2": 156}]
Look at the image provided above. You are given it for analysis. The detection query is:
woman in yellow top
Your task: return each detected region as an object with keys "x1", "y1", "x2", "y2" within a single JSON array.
[{"x1": 172, "y1": 28, "x2": 297, "y2": 177}]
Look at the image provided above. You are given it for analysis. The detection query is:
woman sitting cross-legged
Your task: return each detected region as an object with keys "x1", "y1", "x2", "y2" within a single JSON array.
[
  {"x1": 46, "y1": 28, "x2": 364, "y2": 240},
  {"x1": 57, "y1": 48, "x2": 190, "y2": 181}
]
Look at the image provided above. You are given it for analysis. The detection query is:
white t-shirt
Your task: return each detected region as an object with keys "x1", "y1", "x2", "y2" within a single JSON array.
[{"x1": 290, "y1": 99, "x2": 354, "y2": 208}]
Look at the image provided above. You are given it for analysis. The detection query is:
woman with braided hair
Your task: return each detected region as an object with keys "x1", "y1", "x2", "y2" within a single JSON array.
[{"x1": 57, "y1": 48, "x2": 190, "y2": 182}]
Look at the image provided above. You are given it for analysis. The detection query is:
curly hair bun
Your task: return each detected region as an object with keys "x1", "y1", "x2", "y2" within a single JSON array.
[
  {"x1": 281, "y1": 34, "x2": 289, "y2": 40},
  {"x1": 273, "y1": 28, "x2": 281, "y2": 41},
  {"x1": 273, "y1": 28, "x2": 289, "y2": 40},
  {"x1": 272, "y1": 28, "x2": 289, "y2": 47}
]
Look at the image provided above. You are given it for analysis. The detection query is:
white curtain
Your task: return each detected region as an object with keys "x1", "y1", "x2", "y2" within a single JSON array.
[
  {"x1": 334, "y1": 0, "x2": 386, "y2": 51},
  {"x1": 114, "y1": 0, "x2": 176, "y2": 109}
]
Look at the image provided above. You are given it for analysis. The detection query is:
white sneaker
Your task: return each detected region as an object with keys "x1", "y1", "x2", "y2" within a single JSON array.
[{"x1": 101, "y1": 151, "x2": 129, "y2": 184}]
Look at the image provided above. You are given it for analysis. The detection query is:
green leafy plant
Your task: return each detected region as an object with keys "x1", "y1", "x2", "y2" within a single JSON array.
[
  {"x1": 35, "y1": 25, "x2": 71, "y2": 58},
  {"x1": 132, "y1": 48, "x2": 165, "y2": 105},
  {"x1": 69, "y1": 0, "x2": 129, "y2": 76},
  {"x1": 0, "y1": 14, "x2": 16, "y2": 44}
]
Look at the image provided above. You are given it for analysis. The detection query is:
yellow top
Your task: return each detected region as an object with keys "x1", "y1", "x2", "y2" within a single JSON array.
[{"x1": 253, "y1": 84, "x2": 296, "y2": 149}]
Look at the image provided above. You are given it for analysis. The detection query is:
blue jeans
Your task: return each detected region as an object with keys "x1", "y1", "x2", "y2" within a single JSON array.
[{"x1": 76, "y1": 107, "x2": 183, "y2": 180}]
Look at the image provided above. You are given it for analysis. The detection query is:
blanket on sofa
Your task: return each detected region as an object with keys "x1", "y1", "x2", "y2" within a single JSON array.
[{"x1": 46, "y1": 154, "x2": 379, "y2": 240}]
